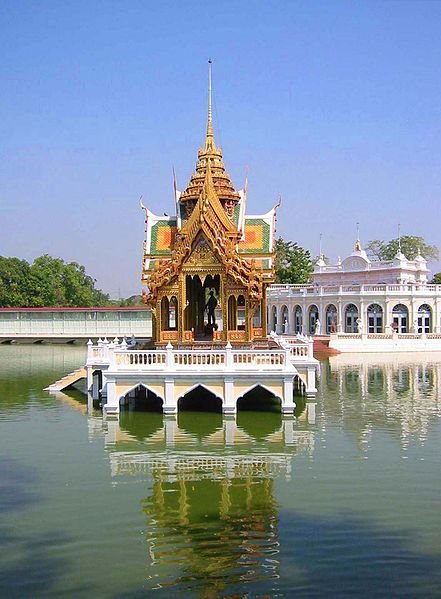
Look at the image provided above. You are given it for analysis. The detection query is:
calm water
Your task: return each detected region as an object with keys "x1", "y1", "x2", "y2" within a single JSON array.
[{"x1": 1, "y1": 345, "x2": 441, "y2": 598}]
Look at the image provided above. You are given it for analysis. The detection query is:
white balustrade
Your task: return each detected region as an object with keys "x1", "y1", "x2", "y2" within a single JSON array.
[{"x1": 85, "y1": 339, "x2": 312, "y2": 372}]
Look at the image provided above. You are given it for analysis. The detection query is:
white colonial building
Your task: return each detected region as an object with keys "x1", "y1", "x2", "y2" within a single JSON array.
[{"x1": 267, "y1": 240, "x2": 441, "y2": 352}]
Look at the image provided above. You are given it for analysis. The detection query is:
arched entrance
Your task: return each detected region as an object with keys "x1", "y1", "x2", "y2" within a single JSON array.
[
  {"x1": 178, "y1": 385, "x2": 223, "y2": 412},
  {"x1": 293, "y1": 305, "x2": 302, "y2": 334},
  {"x1": 325, "y1": 304, "x2": 337, "y2": 333},
  {"x1": 345, "y1": 304, "x2": 358, "y2": 332},
  {"x1": 119, "y1": 385, "x2": 163, "y2": 412},
  {"x1": 237, "y1": 385, "x2": 281, "y2": 412},
  {"x1": 367, "y1": 304, "x2": 383, "y2": 333},
  {"x1": 308, "y1": 305, "x2": 319, "y2": 335},
  {"x1": 392, "y1": 304, "x2": 408, "y2": 333},
  {"x1": 418, "y1": 304, "x2": 432, "y2": 333},
  {"x1": 184, "y1": 274, "x2": 220, "y2": 339}
]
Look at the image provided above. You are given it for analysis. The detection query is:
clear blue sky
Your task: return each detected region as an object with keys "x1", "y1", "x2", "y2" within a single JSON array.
[{"x1": 2, "y1": 0, "x2": 441, "y2": 296}]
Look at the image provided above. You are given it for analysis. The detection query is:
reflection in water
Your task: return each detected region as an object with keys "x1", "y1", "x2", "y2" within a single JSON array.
[
  {"x1": 93, "y1": 412, "x2": 314, "y2": 594},
  {"x1": 324, "y1": 353, "x2": 441, "y2": 447}
]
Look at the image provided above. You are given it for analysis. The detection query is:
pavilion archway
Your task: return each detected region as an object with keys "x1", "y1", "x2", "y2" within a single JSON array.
[
  {"x1": 237, "y1": 384, "x2": 282, "y2": 412},
  {"x1": 178, "y1": 384, "x2": 223, "y2": 412}
]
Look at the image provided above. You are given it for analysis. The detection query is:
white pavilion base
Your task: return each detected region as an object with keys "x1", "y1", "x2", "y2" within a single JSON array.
[{"x1": 85, "y1": 337, "x2": 318, "y2": 416}]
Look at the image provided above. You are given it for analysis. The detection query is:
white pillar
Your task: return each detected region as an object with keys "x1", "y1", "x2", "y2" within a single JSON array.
[
  {"x1": 276, "y1": 305, "x2": 283, "y2": 334},
  {"x1": 434, "y1": 297, "x2": 441, "y2": 333},
  {"x1": 163, "y1": 377, "x2": 177, "y2": 415},
  {"x1": 103, "y1": 378, "x2": 119, "y2": 415},
  {"x1": 337, "y1": 300, "x2": 343, "y2": 333},
  {"x1": 86, "y1": 366, "x2": 93, "y2": 392},
  {"x1": 223, "y1": 377, "x2": 236, "y2": 415},
  {"x1": 281, "y1": 376, "x2": 295, "y2": 414},
  {"x1": 92, "y1": 372, "x2": 100, "y2": 400}
]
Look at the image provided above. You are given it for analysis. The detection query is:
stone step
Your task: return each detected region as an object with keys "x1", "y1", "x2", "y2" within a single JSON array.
[{"x1": 44, "y1": 367, "x2": 87, "y2": 392}]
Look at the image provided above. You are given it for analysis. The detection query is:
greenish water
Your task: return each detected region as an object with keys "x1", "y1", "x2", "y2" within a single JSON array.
[{"x1": 1, "y1": 346, "x2": 441, "y2": 597}]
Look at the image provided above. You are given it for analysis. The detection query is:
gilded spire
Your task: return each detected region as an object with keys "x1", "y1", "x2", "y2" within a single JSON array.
[{"x1": 206, "y1": 58, "x2": 214, "y2": 148}]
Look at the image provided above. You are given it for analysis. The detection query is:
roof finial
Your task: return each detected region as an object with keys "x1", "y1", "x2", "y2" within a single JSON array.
[
  {"x1": 319, "y1": 232, "x2": 323, "y2": 259},
  {"x1": 206, "y1": 58, "x2": 214, "y2": 147},
  {"x1": 354, "y1": 222, "x2": 361, "y2": 251},
  {"x1": 398, "y1": 223, "x2": 401, "y2": 252}
]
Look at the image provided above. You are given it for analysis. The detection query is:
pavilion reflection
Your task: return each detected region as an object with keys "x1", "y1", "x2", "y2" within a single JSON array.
[
  {"x1": 323, "y1": 353, "x2": 441, "y2": 447},
  {"x1": 102, "y1": 412, "x2": 314, "y2": 593},
  {"x1": 55, "y1": 391, "x2": 316, "y2": 592}
]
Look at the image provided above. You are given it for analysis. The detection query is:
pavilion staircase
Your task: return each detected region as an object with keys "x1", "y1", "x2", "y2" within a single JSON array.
[{"x1": 44, "y1": 367, "x2": 87, "y2": 392}]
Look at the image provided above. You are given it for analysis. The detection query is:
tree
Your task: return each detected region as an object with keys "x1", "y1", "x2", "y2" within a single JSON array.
[
  {"x1": 431, "y1": 273, "x2": 441, "y2": 285},
  {"x1": 0, "y1": 257, "x2": 34, "y2": 307},
  {"x1": 366, "y1": 236, "x2": 439, "y2": 262},
  {"x1": 274, "y1": 238, "x2": 314, "y2": 284},
  {"x1": 0, "y1": 254, "x2": 110, "y2": 307}
]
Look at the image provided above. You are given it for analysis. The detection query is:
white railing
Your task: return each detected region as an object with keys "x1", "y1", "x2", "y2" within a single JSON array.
[
  {"x1": 86, "y1": 337, "x2": 314, "y2": 372},
  {"x1": 270, "y1": 332, "x2": 315, "y2": 360},
  {"x1": 267, "y1": 283, "x2": 441, "y2": 298}
]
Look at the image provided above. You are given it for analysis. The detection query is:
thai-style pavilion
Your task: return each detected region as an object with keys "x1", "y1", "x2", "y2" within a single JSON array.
[
  {"x1": 141, "y1": 62, "x2": 277, "y2": 345},
  {"x1": 59, "y1": 64, "x2": 318, "y2": 416}
]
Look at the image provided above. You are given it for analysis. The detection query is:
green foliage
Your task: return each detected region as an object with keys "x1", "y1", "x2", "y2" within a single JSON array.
[
  {"x1": 274, "y1": 238, "x2": 314, "y2": 284},
  {"x1": 431, "y1": 273, "x2": 441, "y2": 285},
  {"x1": 0, "y1": 254, "x2": 110, "y2": 307},
  {"x1": 366, "y1": 236, "x2": 439, "y2": 261}
]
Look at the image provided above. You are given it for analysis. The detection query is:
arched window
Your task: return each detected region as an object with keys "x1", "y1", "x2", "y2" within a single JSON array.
[
  {"x1": 392, "y1": 303, "x2": 408, "y2": 333},
  {"x1": 169, "y1": 296, "x2": 178, "y2": 330},
  {"x1": 367, "y1": 303, "x2": 383, "y2": 333},
  {"x1": 161, "y1": 296, "x2": 169, "y2": 330},
  {"x1": 325, "y1": 304, "x2": 337, "y2": 334},
  {"x1": 228, "y1": 296, "x2": 237, "y2": 330},
  {"x1": 294, "y1": 305, "x2": 302, "y2": 334},
  {"x1": 308, "y1": 305, "x2": 319, "y2": 335},
  {"x1": 418, "y1": 304, "x2": 432, "y2": 333},
  {"x1": 237, "y1": 295, "x2": 246, "y2": 330},
  {"x1": 253, "y1": 303, "x2": 262, "y2": 329},
  {"x1": 345, "y1": 304, "x2": 358, "y2": 333},
  {"x1": 270, "y1": 305, "x2": 277, "y2": 333},
  {"x1": 281, "y1": 305, "x2": 289, "y2": 333}
]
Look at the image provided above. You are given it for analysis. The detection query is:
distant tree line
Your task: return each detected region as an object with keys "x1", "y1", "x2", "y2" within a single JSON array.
[
  {"x1": 2, "y1": 234, "x2": 439, "y2": 307},
  {"x1": 0, "y1": 255, "x2": 112, "y2": 308}
]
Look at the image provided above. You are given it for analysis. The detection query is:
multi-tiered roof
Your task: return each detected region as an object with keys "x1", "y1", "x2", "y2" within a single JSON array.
[{"x1": 141, "y1": 62, "x2": 278, "y2": 317}]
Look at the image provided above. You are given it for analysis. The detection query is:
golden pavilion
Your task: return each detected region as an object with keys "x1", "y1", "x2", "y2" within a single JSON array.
[{"x1": 141, "y1": 62, "x2": 278, "y2": 345}]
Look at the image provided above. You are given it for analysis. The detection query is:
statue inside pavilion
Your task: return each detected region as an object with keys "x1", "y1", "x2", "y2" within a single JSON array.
[{"x1": 141, "y1": 62, "x2": 278, "y2": 345}]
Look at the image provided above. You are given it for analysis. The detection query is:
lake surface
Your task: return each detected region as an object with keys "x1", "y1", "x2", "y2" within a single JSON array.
[{"x1": 1, "y1": 345, "x2": 441, "y2": 597}]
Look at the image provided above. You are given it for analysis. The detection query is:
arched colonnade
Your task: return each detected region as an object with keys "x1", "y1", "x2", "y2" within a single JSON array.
[{"x1": 268, "y1": 300, "x2": 437, "y2": 334}]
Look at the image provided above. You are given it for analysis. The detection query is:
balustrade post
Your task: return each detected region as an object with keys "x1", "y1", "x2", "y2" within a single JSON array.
[
  {"x1": 166, "y1": 342, "x2": 174, "y2": 369},
  {"x1": 225, "y1": 342, "x2": 233, "y2": 369},
  {"x1": 86, "y1": 339, "x2": 93, "y2": 365},
  {"x1": 102, "y1": 337, "x2": 110, "y2": 363},
  {"x1": 284, "y1": 346, "x2": 291, "y2": 370}
]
